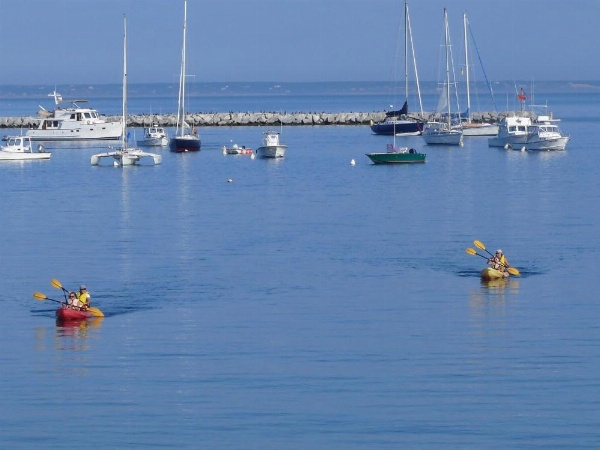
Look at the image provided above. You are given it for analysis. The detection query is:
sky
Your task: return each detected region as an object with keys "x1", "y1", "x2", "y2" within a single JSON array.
[{"x1": 0, "y1": 0, "x2": 598, "y2": 85}]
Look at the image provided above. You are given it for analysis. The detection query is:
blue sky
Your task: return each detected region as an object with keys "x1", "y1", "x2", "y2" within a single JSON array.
[{"x1": 0, "y1": 0, "x2": 597, "y2": 85}]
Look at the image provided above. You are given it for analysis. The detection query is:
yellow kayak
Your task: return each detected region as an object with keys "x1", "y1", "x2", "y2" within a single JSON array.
[{"x1": 480, "y1": 267, "x2": 509, "y2": 280}]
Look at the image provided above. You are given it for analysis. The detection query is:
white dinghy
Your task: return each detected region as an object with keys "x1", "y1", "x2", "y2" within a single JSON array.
[{"x1": 91, "y1": 16, "x2": 161, "y2": 167}]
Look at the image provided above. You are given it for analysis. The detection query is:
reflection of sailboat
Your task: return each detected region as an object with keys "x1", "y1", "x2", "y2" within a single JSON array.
[
  {"x1": 91, "y1": 16, "x2": 162, "y2": 166},
  {"x1": 170, "y1": 0, "x2": 201, "y2": 153},
  {"x1": 460, "y1": 12, "x2": 499, "y2": 137},
  {"x1": 422, "y1": 8, "x2": 463, "y2": 146},
  {"x1": 370, "y1": 0, "x2": 424, "y2": 136}
]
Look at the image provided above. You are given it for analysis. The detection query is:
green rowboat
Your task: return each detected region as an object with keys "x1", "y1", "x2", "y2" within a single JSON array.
[{"x1": 366, "y1": 146, "x2": 426, "y2": 164}]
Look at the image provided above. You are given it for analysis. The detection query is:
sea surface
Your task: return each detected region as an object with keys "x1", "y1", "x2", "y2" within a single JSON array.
[{"x1": 1, "y1": 82, "x2": 600, "y2": 449}]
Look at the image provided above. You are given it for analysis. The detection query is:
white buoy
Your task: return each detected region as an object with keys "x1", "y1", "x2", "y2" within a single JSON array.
[
  {"x1": 521, "y1": 146, "x2": 526, "y2": 152},
  {"x1": 227, "y1": 178, "x2": 233, "y2": 183},
  {"x1": 350, "y1": 159, "x2": 356, "y2": 166},
  {"x1": 250, "y1": 153, "x2": 255, "y2": 160}
]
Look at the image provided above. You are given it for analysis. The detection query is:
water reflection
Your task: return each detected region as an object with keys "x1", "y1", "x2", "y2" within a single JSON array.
[
  {"x1": 53, "y1": 317, "x2": 103, "y2": 351},
  {"x1": 468, "y1": 278, "x2": 520, "y2": 309}
]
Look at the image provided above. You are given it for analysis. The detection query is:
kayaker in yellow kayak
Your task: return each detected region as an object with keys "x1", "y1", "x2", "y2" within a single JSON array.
[{"x1": 487, "y1": 249, "x2": 511, "y2": 277}]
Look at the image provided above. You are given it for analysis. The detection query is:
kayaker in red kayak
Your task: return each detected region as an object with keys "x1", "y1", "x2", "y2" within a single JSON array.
[{"x1": 76, "y1": 285, "x2": 91, "y2": 309}]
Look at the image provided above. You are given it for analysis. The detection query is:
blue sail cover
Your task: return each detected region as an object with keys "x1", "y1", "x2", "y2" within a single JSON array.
[{"x1": 385, "y1": 100, "x2": 409, "y2": 117}]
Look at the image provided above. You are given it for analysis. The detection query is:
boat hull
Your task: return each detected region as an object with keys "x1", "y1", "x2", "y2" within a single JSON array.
[
  {"x1": 256, "y1": 145, "x2": 287, "y2": 158},
  {"x1": 462, "y1": 123, "x2": 499, "y2": 137},
  {"x1": 525, "y1": 136, "x2": 570, "y2": 151},
  {"x1": 366, "y1": 151, "x2": 426, "y2": 164},
  {"x1": 423, "y1": 131, "x2": 463, "y2": 145},
  {"x1": 480, "y1": 267, "x2": 508, "y2": 280},
  {"x1": 138, "y1": 137, "x2": 168, "y2": 147},
  {"x1": 0, "y1": 152, "x2": 51, "y2": 161},
  {"x1": 370, "y1": 119, "x2": 423, "y2": 136},
  {"x1": 26, "y1": 121, "x2": 122, "y2": 141},
  {"x1": 56, "y1": 305, "x2": 93, "y2": 320},
  {"x1": 170, "y1": 135, "x2": 201, "y2": 153}
]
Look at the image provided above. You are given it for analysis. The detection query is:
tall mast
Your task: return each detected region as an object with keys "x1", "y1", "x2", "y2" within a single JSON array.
[
  {"x1": 444, "y1": 8, "x2": 451, "y2": 126},
  {"x1": 177, "y1": 0, "x2": 188, "y2": 136},
  {"x1": 463, "y1": 12, "x2": 471, "y2": 124},
  {"x1": 406, "y1": 1, "x2": 423, "y2": 116},
  {"x1": 404, "y1": 0, "x2": 408, "y2": 103},
  {"x1": 122, "y1": 15, "x2": 127, "y2": 150}
]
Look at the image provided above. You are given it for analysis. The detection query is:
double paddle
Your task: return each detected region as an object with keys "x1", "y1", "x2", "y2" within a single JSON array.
[
  {"x1": 50, "y1": 279, "x2": 105, "y2": 317},
  {"x1": 466, "y1": 240, "x2": 520, "y2": 276}
]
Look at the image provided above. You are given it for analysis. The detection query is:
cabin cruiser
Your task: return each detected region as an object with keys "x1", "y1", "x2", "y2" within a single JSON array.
[
  {"x1": 26, "y1": 90, "x2": 121, "y2": 141},
  {"x1": 0, "y1": 136, "x2": 51, "y2": 160},
  {"x1": 487, "y1": 114, "x2": 533, "y2": 148},
  {"x1": 137, "y1": 125, "x2": 168, "y2": 146}
]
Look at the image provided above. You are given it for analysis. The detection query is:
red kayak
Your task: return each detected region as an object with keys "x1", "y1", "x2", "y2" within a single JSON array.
[{"x1": 56, "y1": 305, "x2": 93, "y2": 320}]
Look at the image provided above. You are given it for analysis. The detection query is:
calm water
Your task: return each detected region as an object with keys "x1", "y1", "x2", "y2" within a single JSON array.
[{"x1": 1, "y1": 85, "x2": 600, "y2": 449}]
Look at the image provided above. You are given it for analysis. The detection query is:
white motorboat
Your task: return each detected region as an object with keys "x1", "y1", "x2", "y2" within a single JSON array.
[
  {"x1": 422, "y1": 9, "x2": 463, "y2": 146},
  {"x1": 26, "y1": 90, "x2": 121, "y2": 141},
  {"x1": 170, "y1": 0, "x2": 201, "y2": 153},
  {"x1": 524, "y1": 122, "x2": 569, "y2": 151},
  {"x1": 487, "y1": 114, "x2": 533, "y2": 148},
  {"x1": 0, "y1": 136, "x2": 51, "y2": 161},
  {"x1": 91, "y1": 16, "x2": 161, "y2": 167},
  {"x1": 255, "y1": 131, "x2": 287, "y2": 158},
  {"x1": 138, "y1": 125, "x2": 168, "y2": 146}
]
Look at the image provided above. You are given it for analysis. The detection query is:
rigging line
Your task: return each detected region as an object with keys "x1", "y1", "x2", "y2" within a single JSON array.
[{"x1": 467, "y1": 22, "x2": 498, "y2": 113}]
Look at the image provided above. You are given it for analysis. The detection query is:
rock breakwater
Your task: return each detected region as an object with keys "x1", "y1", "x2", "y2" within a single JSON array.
[{"x1": 0, "y1": 111, "x2": 503, "y2": 128}]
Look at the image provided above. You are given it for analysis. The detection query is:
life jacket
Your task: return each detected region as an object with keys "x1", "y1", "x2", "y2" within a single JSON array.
[{"x1": 77, "y1": 291, "x2": 90, "y2": 306}]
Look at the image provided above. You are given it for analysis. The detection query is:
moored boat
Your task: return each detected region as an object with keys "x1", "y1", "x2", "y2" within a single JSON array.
[
  {"x1": 366, "y1": 144, "x2": 425, "y2": 164},
  {"x1": 255, "y1": 131, "x2": 287, "y2": 158},
  {"x1": 524, "y1": 122, "x2": 569, "y2": 151},
  {"x1": 487, "y1": 114, "x2": 532, "y2": 148},
  {"x1": 421, "y1": 9, "x2": 463, "y2": 147},
  {"x1": 222, "y1": 144, "x2": 253, "y2": 155},
  {"x1": 90, "y1": 16, "x2": 161, "y2": 167},
  {"x1": 26, "y1": 90, "x2": 121, "y2": 141},
  {"x1": 169, "y1": 0, "x2": 201, "y2": 153},
  {"x1": 56, "y1": 305, "x2": 93, "y2": 320},
  {"x1": 480, "y1": 267, "x2": 508, "y2": 280},
  {"x1": 0, "y1": 136, "x2": 51, "y2": 160},
  {"x1": 370, "y1": 1, "x2": 424, "y2": 137},
  {"x1": 138, "y1": 125, "x2": 168, "y2": 146}
]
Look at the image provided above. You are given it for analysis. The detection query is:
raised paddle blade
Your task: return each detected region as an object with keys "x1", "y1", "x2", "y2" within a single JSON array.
[
  {"x1": 465, "y1": 248, "x2": 477, "y2": 255},
  {"x1": 507, "y1": 267, "x2": 520, "y2": 276},
  {"x1": 51, "y1": 278, "x2": 68, "y2": 292},
  {"x1": 87, "y1": 307, "x2": 105, "y2": 318},
  {"x1": 473, "y1": 240, "x2": 486, "y2": 250},
  {"x1": 33, "y1": 292, "x2": 47, "y2": 300},
  {"x1": 474, "y1": 240, "x2": 494, "y2": 256}
]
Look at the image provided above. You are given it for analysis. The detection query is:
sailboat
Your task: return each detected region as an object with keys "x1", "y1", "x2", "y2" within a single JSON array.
[
  {"x1": 366, "y1": 122, "x2": 425, "y2": 164},
  {"x1": 91, "y1": 16, "x2": 161, "y2": 167},
  {"x1": 370, "y1": 0, "x2": 424, "y2": 136},
  {"x1": 460, "y1": 12, "x2": 499, "y2": 137},
  {"x1": 422, "y1": 8, "x2": 463, "y2": 146},
  {"x1": 170, "y1": 0, "x2": 201, "y2": 153}
]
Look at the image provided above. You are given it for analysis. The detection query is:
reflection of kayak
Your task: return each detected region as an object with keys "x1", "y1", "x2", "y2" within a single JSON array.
[
  {"x1": 56, "y1": 305, "x2": 93, "y2": 320},
  {"x1": 480, "y1": 267, "x2": 508, "y2": 280}
]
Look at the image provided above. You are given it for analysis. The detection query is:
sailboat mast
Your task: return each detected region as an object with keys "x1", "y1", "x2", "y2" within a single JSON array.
[
  {"x1": 444, "y1": 8, "x2": 451, "y2": 126},
  {"x1": 177, "y1": 0, "x2": 188, "y2": 136},
  {"x1": 122, "y1": 14, "x2": 127, "y2": 150},
  {"x1": 404, "y1": 0, "x2": 408, "y2": 104},
  {"x1": 406, "y1": 2, "x2": 423, "y2": 116},
  {"x1": 463, "y1": 12, "x2": 471, "y2": 124}
]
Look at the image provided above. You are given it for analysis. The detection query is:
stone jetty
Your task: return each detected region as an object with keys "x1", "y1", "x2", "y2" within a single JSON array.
[{"x1": 0, "y1": 111, "x2": 504, "y2": 128}]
